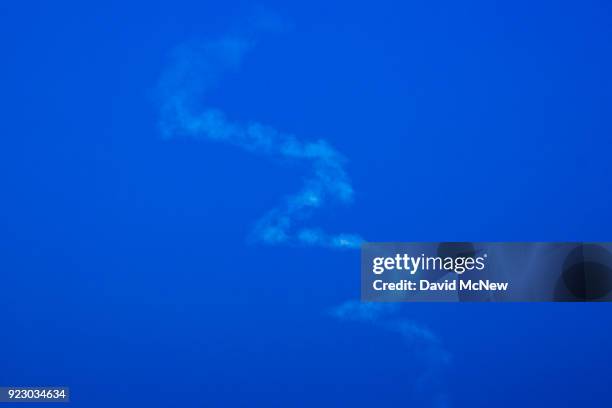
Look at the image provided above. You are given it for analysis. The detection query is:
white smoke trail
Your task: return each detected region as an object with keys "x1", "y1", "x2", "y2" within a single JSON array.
[
  {"x1": 157, "y1": 19, "x2": 451, "y2": 406},
  {"x1": 331, "y1": 301, "x2": 453, "y2": 407},
  {"x1": 157, "y1": 35, "x2": 363, "y2": 249}
]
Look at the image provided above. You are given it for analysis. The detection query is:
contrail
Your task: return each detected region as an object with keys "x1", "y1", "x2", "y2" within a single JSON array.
[
  {"x1": 157, "y1": 20, "x2": 451, "y2": 406},
  {"x1": 331, "y1": 301, "x2": 453, "y2": 407},
  {"x1": 157, "y1": 35, "x2": 363, "y2": 249}
]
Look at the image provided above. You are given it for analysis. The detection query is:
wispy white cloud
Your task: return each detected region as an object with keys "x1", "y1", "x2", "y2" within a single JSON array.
[
  {"x1": 330, "y1": 300, "x2": 398, "y2": 322},
  {"x1": 157, "y1": 18, "x2": 362, "y2": 249},
  {"x1": 331, "y1": 301, "x2": 452, "y2": 407}
]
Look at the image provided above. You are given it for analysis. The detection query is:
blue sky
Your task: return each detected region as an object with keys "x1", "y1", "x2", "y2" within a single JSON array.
[{"x1": 1, "y1": 1, "x2": 612, "y2": 406}]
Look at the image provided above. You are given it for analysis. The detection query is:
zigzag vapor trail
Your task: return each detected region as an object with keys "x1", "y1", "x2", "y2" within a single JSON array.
[
  {"x1": 157, "y1": 20, "x2": 450, "y2": 407},
  {"x1": 157, "y1": 33, "x2": 363, "y2": 249}
]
